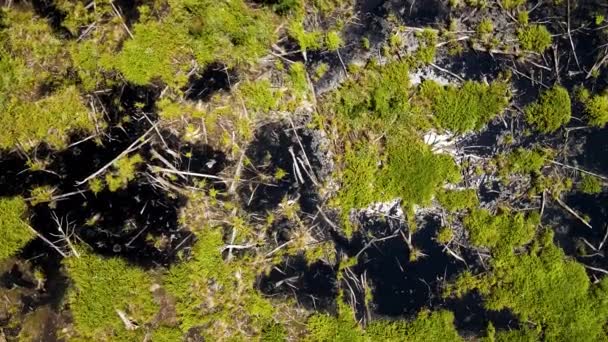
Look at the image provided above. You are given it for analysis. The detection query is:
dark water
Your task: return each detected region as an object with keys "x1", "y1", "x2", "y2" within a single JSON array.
[
  {"x1": 259, "y1": 256, "x2": 338, "y2": 311},
  {"x1": 238, "y1": 122, "x2": 324, "y2": 214}
]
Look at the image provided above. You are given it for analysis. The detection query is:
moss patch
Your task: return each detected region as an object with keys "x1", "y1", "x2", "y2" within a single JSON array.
[
  {"x1": 418, "y1": 79, "x2": 510, "y2": 133},
  {"x1": 518, "y1": 25, "x2": 552, "y2": 53},
  {"x1": 525, "y1": 85, "x2": 571, "y2": 133},
  {"x1": 0, "y1": 197, "x2": 34, "y2": 260},
  {"x1": 449, "y1": 231, "x2": 608, "y2": 341},
  {"x1": 64, "y1": 253, "x2": 158, "y2": 340}
]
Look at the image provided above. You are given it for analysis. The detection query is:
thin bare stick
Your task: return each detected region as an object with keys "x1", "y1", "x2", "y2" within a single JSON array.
[
  {"x1": 150, "y1": 166, "x2": 228, "y2": 181},
  {"x1": 430, "y1": 63, "x2": 464, "y2": 82},
  {"x1": 26, "y1": 225, "x2": 67, "y2": 258},
  {"x1": 567, "y1": 0, "x2": 581, "y2": 70},
  {"x1": 288, "y1": 118, "x2": 319, "y2": 185},
  {"x1": 553, "y1": 196, "x2": 593, "y2": 229},
  {"x1": 76, "y1": 126, "x2": 155, "y2": 186},
  {"x1": 150, "y1": 149, "x2": 186, "y2": 180},
  {"x1": 110, "y1": 1, "x2": 133, "y2": 39},
  {"x1": 548, "y1": 159, "x2": 608, "y2": 180},
  {"x1": 142, "y1": 112, "x2": 168, "y2": 149},
  {"x1": 228, "y1": 151, "x2": 246, "y2": 195},
  {"x1": 583, "y1": 264, "x2": 608, "y2": 275},
  {"x1": 336, "y1": 49, "x2": 349, "y2": 78},
  {"x1": 288, "y1": 147, "x2": 305, "y2": 184},
  {"x1": 116, "y1": 309, "x2": 138, "y2": 330}
]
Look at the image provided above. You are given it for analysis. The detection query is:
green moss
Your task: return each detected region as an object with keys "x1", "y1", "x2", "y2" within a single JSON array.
[
  {"x1": 64, "y1": 252, "x2": 158, "y2": 340},
  {"x1": 365, "y1": 310, "x2": 463, "y2": 342},
  {"x1": 501, "y1": 0, "x2": 526, "y2": 9},
  {"x1": 436, "y1": 189, "x2": 478, "y2": 212},
  {"x1": 0, "y1": 197, "x2": 34, "y2": 260},
  {"x1": 1, "y1": 86, "x2": 94, "y2": 150},
  {"x1": 325, "y1": 30, "x2": 344, "y2": 51},
  {"x1": 518, "y1": 25, "x2": 552, "y2": 53},
  {"x1": 464, "y1": 209, "x2": 539, "y2": 250},
  {"x1": 577, "y1": 88, "x2": 608, "y2": 127},
  {"x1": 261, "y1": 322, "x2": 287, "y2": 341},
  {"x1": 517, "y1": 11, "x2": 529, "y2": 25},
  {"x1": 335, "y1": 133, "x2": 460, "y2": 235},
  {"x1": 579, "y1": 174, "x2": 602, "y2": 194},
  {"x1": 436, "y1": 226, "x2": 454, "y2": 244},
  {"x1": 288, "y1": 21, "x2": 324, "y2": 51},
  {"x1": 477, "y1": 18, "x2": 494, "y2": 35},
  {"x1": 305, "y1": 303, "x2": 362, "y2": 342},
  {"x1": 150, "y1": 326, "x2": 184, "y2": 342},
  {"x1": 184, "y1": 0, "x2": 277, "y2": 67},
  {"x1": 29, "y1": 186, "x2": 55, "y2": 205},
  {"x1": 414, "y1": 29, "x2": 438, "y2": 65},
  {"x1": 115, "y1": 20, "x2": 191, "y2": 87},
  {"x1": 497, "y1": 147, "x2": 550, "y2": 177},
  {"x1": 379, "y1": 133, "x2": 461, "y2": 207},
  {"x1": 105, "y1": 154, "x2": 144, "y2": 192},
  {"x1": 115, "y1": 0, "x2": 277, "y2": 87},
  {"x1": 418, "y1": 80, "x2": 510, "y2": 133},
  {"x1": 328, "y1": 61, "x2": 413, "y2": 128},
  {"x1": 289, "y1": 61, "x2": 310, "y2": 98},
  {"x1": 239, "y1": 79, "x2": 279, "y2": 113},
  {"x1": 165, "y1": 226, "x2": 275, "y2": 338},
  {"x1": 449, "y1": 230, "x2": 608, "y2": 341},
  {"x1": 524, "y1": 85, "x2": 571, "y2": 133}
]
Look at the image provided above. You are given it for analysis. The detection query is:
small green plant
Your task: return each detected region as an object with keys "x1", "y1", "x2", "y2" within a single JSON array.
[
  {"x1": 289, "y1": 62, "x2": 309, "y2": 98},
  {"x1": 325, "y1": 30, "x2": 343, "y2": 51},
  {"x1": 525, "y1": 85, "x2": 571, "y2": 133},
  {"x1": 577, "y1": 88, "x2": 608, "y2": 127},
  {"x1": 436, "y1": 189, "x2": 478, "y2": 212},
  {"x1": 497, "y1": 147, "x2": 551, "y2": 178},
  {"x1": 477, "y1": 18, "x2": 494, "y2": 35},
  {"x1": 501, "y1": 0, "x2": 526, "y2": 9},
  {"x1": 105, "y1": 154, "x2": 143, "y2": 192},
  {"x1": 0, "y1": 197, "x2": 35, "y2": 260},
  {"x1": 579, "y1": 174, "x2": 602, "y2": 194},
  {"x1": 518, "y1": 25, "x2": 552, "y2": 53},
  {"x1": 29, "y1": 186, "x2": 56, "y2": 206},
  {"x1": 314, "y1": 63, "x2": 330, "y2": 80},
  {"x1": 436, "y1": 226, "x2": 454, "y2": 244},
  {"x1": 517, "y1": 10, "x2": 529, "y2": 25}
]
